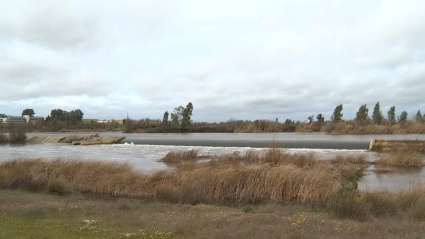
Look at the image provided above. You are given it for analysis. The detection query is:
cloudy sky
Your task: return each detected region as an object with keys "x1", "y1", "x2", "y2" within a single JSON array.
[{"x1": 1, "y1": 0, "x2": 424, "y2": 122}]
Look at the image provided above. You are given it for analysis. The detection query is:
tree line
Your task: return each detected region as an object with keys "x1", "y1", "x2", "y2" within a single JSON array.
[{"x1": 326, "y1": 102, "x2": 425, "y2": 124}]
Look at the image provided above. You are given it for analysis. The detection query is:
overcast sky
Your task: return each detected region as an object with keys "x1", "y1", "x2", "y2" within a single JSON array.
[{"x1": 1, "y1": 0, "x2": 424, "y2": 122}]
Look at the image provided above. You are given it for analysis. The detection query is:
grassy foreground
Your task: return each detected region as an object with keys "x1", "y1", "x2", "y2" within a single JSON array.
[
  {"x1": 1, "y1": 189, "x2": 425, "y2": 239},
  {"x1": 1, "y1": 149, "x2": 425, "y2": 238}
]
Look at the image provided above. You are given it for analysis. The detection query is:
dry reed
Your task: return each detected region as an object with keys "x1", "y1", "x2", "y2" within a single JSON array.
[
  {"x1": 0, "y1": 154, "x2": 343, "y2": 204},
  {"x1": 159, "y1": 150, "x2": 198, "y2": 163},
  {"x1": 357, "y1": 183, "x2": 425, "y2": 219},
  {"x1": 330, "y1": 155, "x2": 367, "y2": 165},
  {"x1": 375, "y1": 152, "x2": 424, "y2": 167}
]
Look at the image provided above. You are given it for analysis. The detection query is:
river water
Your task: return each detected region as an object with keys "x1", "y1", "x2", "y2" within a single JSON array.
[{"x1": 1, "y1": 132, "x2": 424, "y2": 191}]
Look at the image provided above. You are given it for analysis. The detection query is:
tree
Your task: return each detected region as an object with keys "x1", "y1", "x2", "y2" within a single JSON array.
[
  {"x1": 21, "y1": 109, "x2": 35, "y2": 117},
  {"x1": 68, "y1": 109, "x2": 84, "y2": 125},
  {"x1": 355, "y1": 104, "x2": 369, "y2": 121},
  {"x1": 162, "y1": 111, "x2": 169, "y2": 123},
  {"x1": 50, "y1": 109, "x2": 65, "y2": 121},
  {"x1": 316, "y1": 114, "x2": 324, "y2": 123},
  {"x1": 284, "y1": 119, "x2": 294, "y2": 125},
  {"x1": 372, "y1": 102, "x2": 383, "y2": 124},
  {"x1": 387, "y1": 106, "x2": 396, "y2": 125},
  {"x1": 399, "y1": 110, "x2": 408, "y2": 123},
  {"x1": 331, "y1": 104, "x2": 343, "y2": 122},
  {"x1": 181, "y1": 102, "x2": 193, "y2": 130},
  {"x1": 416, "y1": 110, "x2": 423, "y2": 122},
  {"x1": 307, "y1": 115, "x2": 314, "y2": 123},
  {"x1": 170, "y1": 102, "x2": 194, "y2": 131}
]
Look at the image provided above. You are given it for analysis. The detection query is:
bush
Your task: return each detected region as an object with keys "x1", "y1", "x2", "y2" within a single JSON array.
[{"x1": 8, "y1": 128, "x2": 26, "y2": 143}]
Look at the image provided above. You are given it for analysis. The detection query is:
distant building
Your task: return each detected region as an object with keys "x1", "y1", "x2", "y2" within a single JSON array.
[{"x1": 3, "y1": 116, "x2": 27, "y2": 124}]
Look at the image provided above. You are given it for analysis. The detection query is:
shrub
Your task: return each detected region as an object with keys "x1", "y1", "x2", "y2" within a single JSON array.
[{"x1": 8, "y1": 128, "x2": 26, "y2": 143}]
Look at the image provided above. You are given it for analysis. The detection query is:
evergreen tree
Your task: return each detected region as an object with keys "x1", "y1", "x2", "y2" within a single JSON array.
[
  {"x1": 355, "y1": 104, "x2": 369, "y2": 121},
  {"x1": 331, "y1": 104, "x2": 343, "y2": 122},
  {"x1": 387, "y1": 106, "x2": 396, "y2": 125},
  {"x1": 316, "y1": 114, "x2": 325, "y2": 123},
  {"x1": 399, "y1": 110, "x2": 408, "y2": 123},
  {"x1": 416, "y1": 110, "x2": 423, "y2": 122},
  {"x1": 162, "y1": 111, "x2": 169, "y2": 123},
  {"x1": 372, "y1": 102, "x2": 383, "y2": 124},
  {"x1": 22, "y1": 109, "x2": 35, "y2": 117}
]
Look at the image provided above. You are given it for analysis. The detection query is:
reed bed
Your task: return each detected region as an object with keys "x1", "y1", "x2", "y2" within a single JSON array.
[
  {"x1": 159, "y1": 150, "x2": 198, "y2": 163},
  {"x1": 329, "y1": 155, "x2": 367, "y2": 165},
  {"x1": 327, "y1": 120, "x2": 425, "y2": 135},
  {"x1": 375, "y1": 152, "x2": 424, "y2": 167},
  {"x1": 337, "y1": 183, "x2": 425, "y2": 220},
  {"x1": 1, "y1": 152, "x2": 344, "y2": 204}
]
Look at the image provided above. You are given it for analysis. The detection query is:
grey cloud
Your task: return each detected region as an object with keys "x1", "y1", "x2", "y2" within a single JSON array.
[{"x1": 0, "y1": 1, "x2": 99, "y2": 50}]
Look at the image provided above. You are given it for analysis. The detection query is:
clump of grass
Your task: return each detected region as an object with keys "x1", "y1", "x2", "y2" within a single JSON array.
[
  {"x1": 371, "y1": 139, "x2": 425, "y2": 152},
  {"x1": 159, "y1": 150, "x2": 198, "y2": 164},
  {"x1": 216, "y1": 149, "x2": 318, "y2": 168},
  {"x1": 330, "y1": 155, "x2": 367, "y2": 165},
  {"x1": 376, "y1": 152, "x2": 424, "y2": 167}
]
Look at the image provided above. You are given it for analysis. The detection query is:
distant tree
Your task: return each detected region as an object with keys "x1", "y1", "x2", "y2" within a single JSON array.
[
  {"x1": 416, "y1": 110, "x2": 423, "y2": 122},
  {"x1": 50, "y1": 109, "x2": 65, "y2": 121},
  {"x1": 171, "y1": 112, "x2": 179, "y2": 126},
  {"x1": 162, "y1": 111, "x2": 169, "y2": 123},
  {"x1": 284, "y1": 119, "x2": 294, "y2": 125},
  {"x1": 307, "y1": 115, "x2": 314, "y2": 123},
  {"x1": 21, "y1": 109, "x2": 35, "y2": 117},
  {"x1": 355, "y1": 104, "x2": 369, "y2": 121},
  {"x1": 169, "y1": 103, "x2": 194, "y2": 131},
  {"x1": 68, "y1": 109, "x2": 84, "y2": 125},
  {"x1": 124, "y1": 113, "x2": 133, "y2": 133},
  {"x1": 372, "y1": 102, "x2": 383, "y2": 124},
  {"x1": 331, "y1": 104, "x2": 343, "y2": 122},
  {"x1": 387, "y1": 106, "x2": 396, "y2": 125},
  {"x1": 181, "y1": 102, "x2": 193, "y2": 130},
  {"x1": 275, "y1": 118, "x2": 278, "y2": 122},
  {"x1": 316, "y1": 114, "x2": 325, "y2": 123},
  {"x1": 399, "y1": 110, "x2": 408, "y2": 123}
]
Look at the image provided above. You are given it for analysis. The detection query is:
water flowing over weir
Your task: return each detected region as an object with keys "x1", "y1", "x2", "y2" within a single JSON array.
[{"x1": 1, "y1": 132, "x2": 425, "y2": 191}]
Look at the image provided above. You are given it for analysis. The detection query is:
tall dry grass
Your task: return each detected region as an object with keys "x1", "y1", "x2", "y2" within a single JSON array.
[
  {"x1": 333, "y1": 182, "x2": 425, "y2": 220},
  {"x1": 375, "y1": 152, "x2": 424, "y2": 167},
  {"x1": 327, "y1": 120, "x2": 425, "y2": 134},
  {"x1": 159, "y1": 150, "x2": 198, "y2": 163},
  {"x1": 0, "y1": 152, "x2": 344, "y2": 204}
]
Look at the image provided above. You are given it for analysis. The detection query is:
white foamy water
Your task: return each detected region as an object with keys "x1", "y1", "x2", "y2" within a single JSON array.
[{"x1": 0, "y1": 143, "x2": 372, "y2": 171}]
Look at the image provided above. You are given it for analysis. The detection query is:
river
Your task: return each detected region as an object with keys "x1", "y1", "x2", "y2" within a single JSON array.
[{"x1": 1, "y1": 132, "x2": 424, "y2": 191}]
